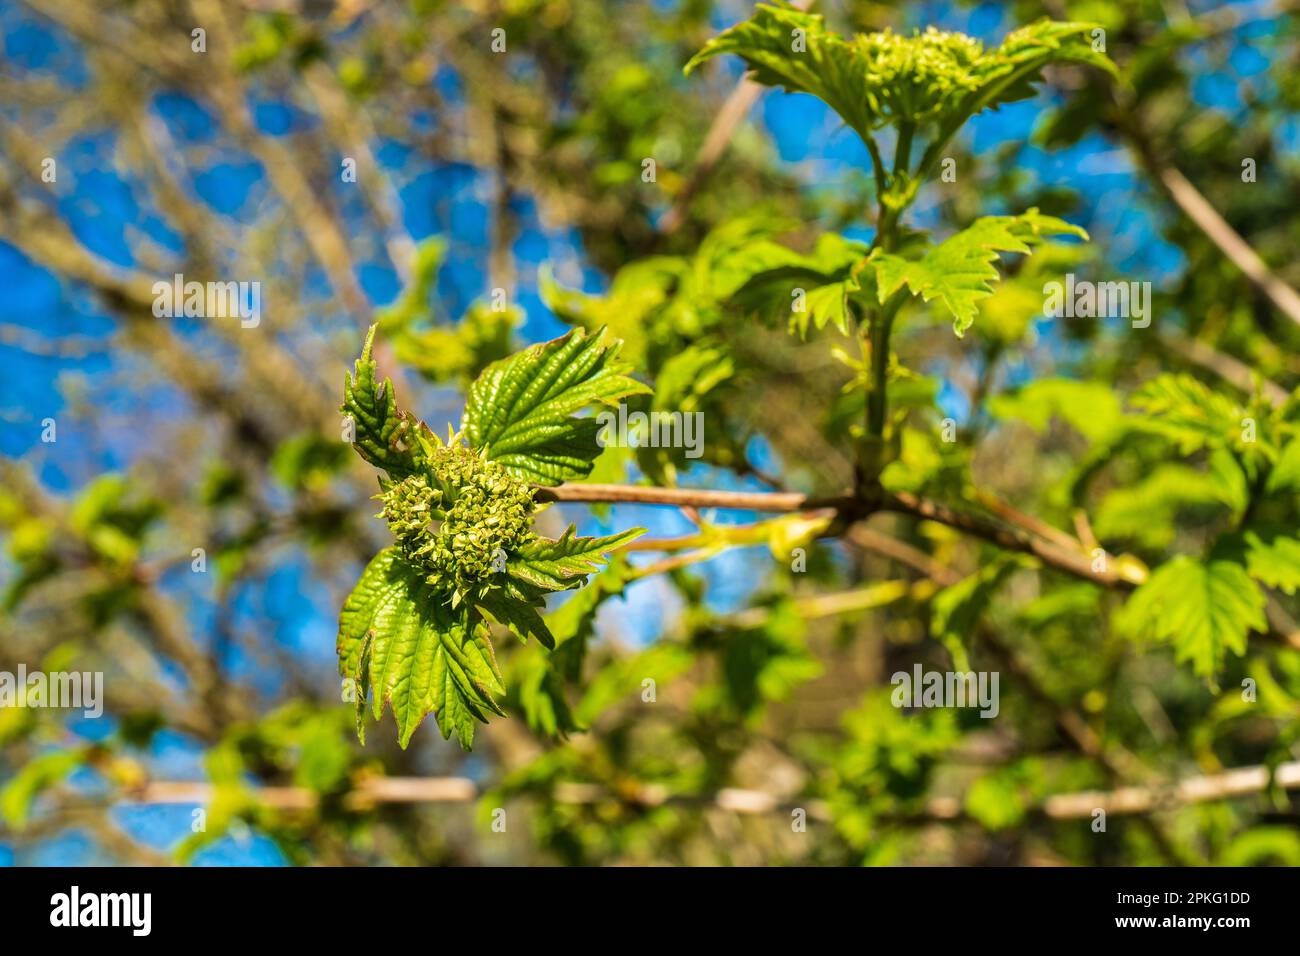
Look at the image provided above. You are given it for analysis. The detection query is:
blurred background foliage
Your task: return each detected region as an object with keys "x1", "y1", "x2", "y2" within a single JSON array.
[{"x1": 0, "y1": 0, "x2": 1298, "y2": 866}]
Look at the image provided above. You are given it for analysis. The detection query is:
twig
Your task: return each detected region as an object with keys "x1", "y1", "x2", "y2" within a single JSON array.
[
  {"x1": 848, "y1": 525, "x2": 962, "y2": 587},
  {"x1": 882, "y1": 491, "x2": 1145, "y2": 589},
  {"x1": 1116, "y1": 102, "x2": 1300, "y2": 330},
  {"x1": 535, "y1": 483, "x2": 854, "y2": 513},
  {"x1": 537, "y1": 481, "x2": 1147, "y2": 589},
  {"x1": 973, "y1": 489, "x2": 1082, "y2": 553},
  {"x1": 125, "y1": 759, "x2": 1300, "y2": 822}
]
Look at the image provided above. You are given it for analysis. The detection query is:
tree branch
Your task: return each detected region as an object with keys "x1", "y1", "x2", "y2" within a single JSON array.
[
  {"x1": 536, "y1": 480, "x2": 1148, "y2": 590},
  {"x1": 1115, "y1": 98, "x2": 1300, "y2": 330},
  {"x1": 534, "y1": 483, "x2": 854, "y2": 513},
  {"x1": 881, "y1": 491, "x2": 1146, "y2": 589},
  {"x1": 124, "y1": 758, "x2": 1300, "y2": 823}
]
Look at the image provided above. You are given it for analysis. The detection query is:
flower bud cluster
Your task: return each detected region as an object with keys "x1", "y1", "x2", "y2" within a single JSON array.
[
  {"x1": 854, "y1": 27, "x2": 984, "y2": 126},
  {"x1": 379, "y1": 445, "x2": 535, "y2": 598}
]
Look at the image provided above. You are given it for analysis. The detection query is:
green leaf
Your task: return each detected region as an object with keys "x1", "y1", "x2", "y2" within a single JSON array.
[
  {"x1": 695, "y1": 216, "x2": 821, "y2": 300},
  {"x1": 931, "y1": 557, "x2": 1024, "y2": 670},
  {"x1": 1244, "y1": 532, "x2": 1300, "y2": 595},
  {"x1": 338, "y1": 547, "x2": 506, "y2": 749},
  {"x1": 0, "y1": 749, "x2": 86, "y2": 828},
  {"x1": 964, "y1": 770, "x2": 1027, "y2": 832},
  {"x1": 540, "y1": 260, "x2": 680, "y2": 362},
  {"x1": 341, "y1": 324, "x2": 425, "y2": 479},
  {"x1": 1267, "y1": 437, "x2": 1300, "y2": 494},
  {"x1": 718, "y1": 613, "x2": 822, "y2": 720},
  {"x1": 1093, "y1": 463, "x2": 1231, "y2": 548},
  {"x1": 1122, "y1": 556, "x2": 1265, "y2": 679},
  {"x1": 987, "y1": 378, "x2": 1123, "y2": 445},
  {"x1": 374, "y1": 236, "x2": 446, "y2": 330},
  {"x1": 391, "y1": 302, "x2": 519, "y2": 387},
  {"x1": 512, "y1": 648, "x2": 582, "y2": 740},
  {"x1": 798, "y1": 281, "x2": 854, "y2": 336},
  {"x1": 652, "y1": 345, "x2": 734, "y2": 411},
  {"x1": 505, "y1": 526, "x2": 646, "y2": 594},
  {"x1": 544, "y1": 555, "x2": 637, "y2": 682},
  {"x1": 1221, "y1": 827, "x2": 1300, "y2": 867},
  {"x1": 575, "y1": 643, "x2": 696, "y2": 727},
  {"x1": 475, "y1": 587, "x2": 555, "y2": 650},
  {"x1": 870, "y1": 210, "x2": 1087, "y2": 335},
  {"x1": 462, "y1": 327, "x2": 650, "y2": 485},
  {"x1": 685, "y1": 3, "x2": 888, "y2": 143},
  {"x1": 1129, "y1": 373, "x2": 1248, "y2": 456}
]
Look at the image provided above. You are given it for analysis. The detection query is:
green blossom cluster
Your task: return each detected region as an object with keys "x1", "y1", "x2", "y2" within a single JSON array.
[
  {"x1": 378, "y1": 444, "x2": 535, "y2": 601},
  {"x1": 852, "y1": 27, "x2": 984, "y2": 126}
]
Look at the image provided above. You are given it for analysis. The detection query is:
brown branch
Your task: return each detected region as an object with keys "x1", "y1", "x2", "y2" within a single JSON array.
[
  {"x1": 534, "y1": 483, "x2": 854, "y2": 513},
  {"x1": 1040, "y1": 760, "x2": 1300, "y2": 819},
  {"x1": 537, "y1": 480, "x2": 1148, "y2": 590},
  {"x1": 125, "y1": 759, "x2": 1300, "y2": 822},
  {"x1": 848, "y1": 524, "x2": 962, "y2": 587},
  {"x1": 881, "y1": 490, "x2": 1145, "y2": 590},
  {"x1": 972, "y1": 489, "x2": 1082, "y2": 553},
  {"x1": 1115, "y1": 100, "x2": 1300, "y2": 330},
  {"x1": 189, "y1": 0, "x2": 370, "y2": 323}
]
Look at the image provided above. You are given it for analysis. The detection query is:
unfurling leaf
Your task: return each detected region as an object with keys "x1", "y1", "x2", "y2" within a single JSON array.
[
  {"x1": 341, "y1": 324, "x2": 425, "y2": 478},
  {"x1": 869, "y1": 209, "x2": 1087, "y2": 335},
  {"x1": 462, "y1": 327, "x2": 650, "y2": 485},
  {"x1": 505, "y1": 527, "x2": 646, "y2": 594}
]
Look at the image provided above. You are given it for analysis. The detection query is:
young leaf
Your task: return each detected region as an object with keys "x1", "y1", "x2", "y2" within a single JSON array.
[
  {"x1": 338, "y1": 327, "x2": 650, "y2": 750},
  {"x1": 1129, "y1": 373, "x2": 1250, "y2": 455},
  {"x1": 338, "y1": 547, "x2": 506, "y2": 749},
  {"x1": 931, "y1": 557, "x2": 1025, "y2": 669},
  {"x1": 1122, "y1": 556, "x2": 1265, "y2": 679},
  {"x1": 652, "y1": 345, "x2": 734, "y2": 411},
  {"x1": 512, "y1": 647, "x2": 583, "y2": 740},
  {"x1": 723, "y1": 231, "x2": 870, "y2": 336},
  {"x1": 462, "y1": 327, "x2": 650, "y2": 484},
  {"x1": 797, "y1": 281, "x2": 855, "y2": 336},
  {"x1": 937, "y1": 19, "x2": 1117, "y2": 137},
  {"x1": 1268, "y1": 438, "x2": 1300, "y2": 494},
  {"x1": 987, "y1": 378, "x2": 1124, "y2": 446},
  {"x1": 869, "y1": 209, "x2": 1087, "y2": 335},
  {"x1": 1244, "y1": 532, "x2": 1300, "y2": 595},
  {"x1": 505, "y1": 526, "x2": 646, "y2": 593},
  {"x1": 474, "y1": 588, "x2": 555, "y2": 650},
  {"x1": 341, "y1": 324, "x2": 424, "y2": 478},
  {"x1": 685, "y1": 3, "x2": 887, "y2": 142}
]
